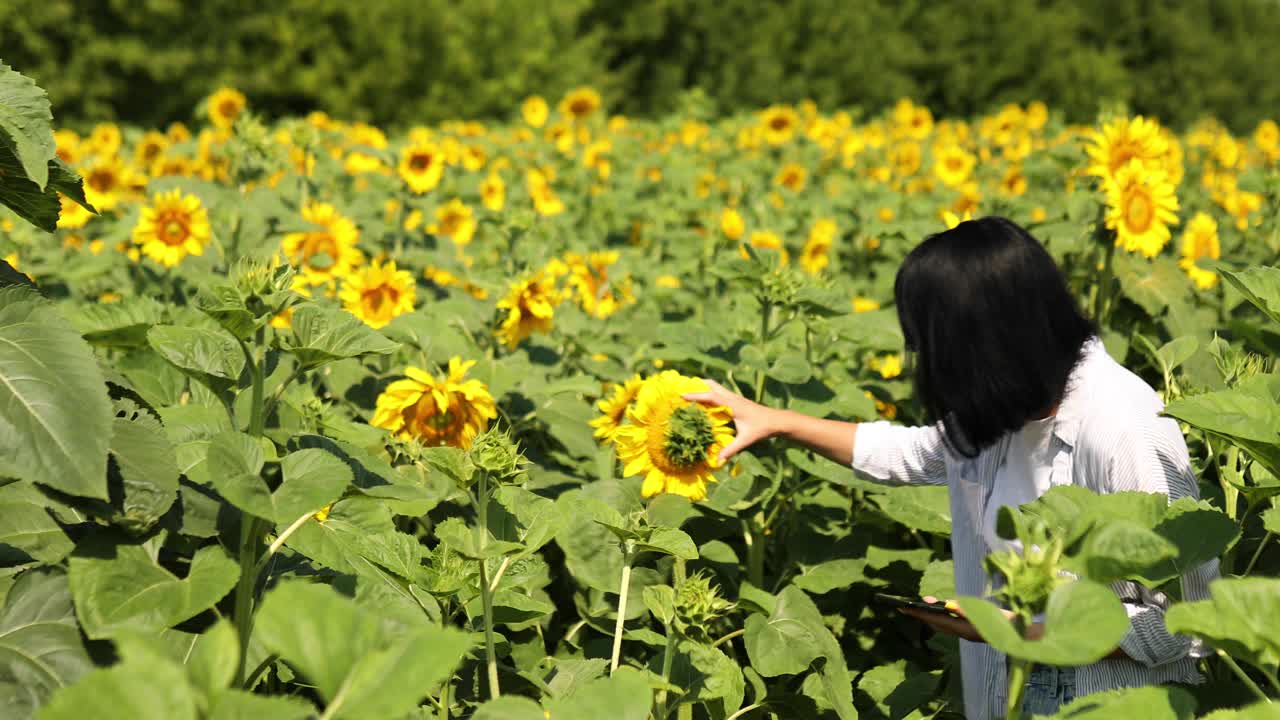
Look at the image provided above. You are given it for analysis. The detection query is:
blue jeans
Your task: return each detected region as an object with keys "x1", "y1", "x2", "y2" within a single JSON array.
[{"x1": 1021, "y1": 664, "x2": 1076, "y2": 715}]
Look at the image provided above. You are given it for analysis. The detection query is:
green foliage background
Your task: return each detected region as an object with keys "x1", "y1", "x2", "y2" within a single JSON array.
[{"x1": 3, "y1": 0, "x2": 1279, "y2": 132}]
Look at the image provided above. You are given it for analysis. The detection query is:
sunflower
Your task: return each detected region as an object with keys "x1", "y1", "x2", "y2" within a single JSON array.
[
  {"x1": 429, "y1": 199, "x2": 477, "y2": 247},
  {"x1": 340, "y1": 259, "x2": 416, "y2": 329},
  {"x1": 54, "y1": 129, "x2": 81, "y2": 165},
  {"x1": 81, "y1": 155, "x2": 128, "y2": 211},
  {"x1": 590, "y1": 374, "x2": 644, "y2": 442},
  {"x1": 613, "y1": 371, "x2": 734, "y2": 501},
  {"x1": 999, "y1": 165, "x2": 1027, "y2": 196},
  {"x1": 890, "y1": 141, "x2": 923, "y2": 177},
  {"x1": 760, "y1": 105, "x2": 799, "y2": 145},
  {"x1": 480, "y1": 174, "x2": 505, "y2": 212},
  {"x1": 208, "y1": 87, "x2": 247, "y2": 131},
  {"x1": 1178, "y1": 212, "x2": 1220, "y2": 290},
  {"x1": 57, "y1": 195, "x2": 94, "y2": 230},
  {"x1": 942, "y1": 209, "x2": 973, "y2": 229},
  {"x1": 1085, "y1": 116, "x2": 1169, "y2": 182},
  {"x1": 1103, "y1": 160, "x2": 1180, "y2": 258},
  {"x1": 522, "y1": 95, "x2": 549, "y2": 127},
  {"x1": 495, "y1": 270, "x2": 562, "y2": 349},
  {"x1": 800, "y1": 218, "x2": 837, "y2": 275},
  {"x1": 371, "y1": 358, "x2": 497, "y2": 449},
  {"x1": 527, "y1": 169, "x2": 565, "y2": 216},
  {"x1": 280, "y1": 201, "x2": 364, "y2": 289},
  {"x1": 852, "y1": 296, "x2": 881, "y2": 313},
  {"x1": 868, "y1": 354, "x2": 903, "y2": 379},
  {"x1": 720, "y1": 207, "x2": 745, "y2": 240},
  {"x1": 134, "y1": 131, "x2": 169, "y2": 167},
  {"x1": 933, "y1": 145, "x2": 975, "y2": 188},
  {"x1": 132, "y1": 189, "x2": 211, "y2": 268},
  {"x1": 564, "y1": 251, "x2": 634, "y2": 319},
  {"x1": 398, "y1": 142, "x2": 445, "y2": 194},
  {"x1": 742, "y1": 230, "x2": 790, "y2": 265},
  {"x1": 88, "y1": 123, "x2": 122, "y2": 156},
  {"x1": 558, "y1": 87, "x2": 602, "y2": 122},
  {"x1": 773, "y1": 163, "x2": 808, "y2": 192}
]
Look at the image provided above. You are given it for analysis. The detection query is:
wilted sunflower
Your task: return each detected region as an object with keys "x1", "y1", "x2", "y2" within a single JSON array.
[
  {"x1": 760, "y1": 105, "x2": 799, "y2": 145},
  {"x1": 208, "y1": 87, "x2": 247, "y2": 130},
  {"x1": 429, "y1": 199, "x2": 477, "y2": 246},
  {"x1": 132, "y1": 189, "x2": 211, "y2": 268},
  {"x1": 495, "y1": 270, "x2": 562, "y2": 349},
  {"x1": 340, "y1": 259, "x2": 416, "y2": 329},
  {"x1": 1085, "y1": 116, "x2": 1169, "y2": 183},
  {"x1": 590, "y1": 374, "x2": 644, "y2": 442},
  {"x1": 1179, "y1": 212, "x2": 1220, "y2": 290},
  {"x1": 280, "y1": 201, "x2": 364, "y2": 289},
  {"x1": 399, "y1": 142, "x2": 445, "y2": 194},
  {"x1": 558, "y1": 87, "x2": 602, "y2": 122},
  {"x1": 371, "y1": 358, "x2": 497, "y2": 449},
  {"x1": 1103, "y1": 160, "x2": 1179, "y2": 258},
  {"x1": 613, "y1": 371, "x2": 734, "y2": 501}
]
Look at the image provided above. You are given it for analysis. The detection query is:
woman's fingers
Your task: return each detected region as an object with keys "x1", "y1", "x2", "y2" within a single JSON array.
[
  {"x1": 716, "y1": 434, "x2": 753, "y2": 463},
  {"x1": 681, "y1": 391, "x2": 716, "y2": 403}
]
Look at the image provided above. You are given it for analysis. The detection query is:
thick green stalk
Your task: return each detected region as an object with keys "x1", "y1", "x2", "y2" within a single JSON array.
[
  {"x1": 476, "y1": 472, "x2": 501, "y2": 699},
  {"x1": 609, "y1": 546, "x2": 635, "y2": 675},
  {"x1": 744, "y1": 519, "x2": 765, "y2": 589},
  {"x1": 1005, "y1": 658, "x2": 1031, "y2": 720},
  {"x1": 754, "y1": 300, "x2": 772, "y2": 404},
  {"x1": 233, "y1": 331, "x2": 269, "y2": 687},
  {"x1": 655, "y1": 623, "x2": 677, "y2": 718}
]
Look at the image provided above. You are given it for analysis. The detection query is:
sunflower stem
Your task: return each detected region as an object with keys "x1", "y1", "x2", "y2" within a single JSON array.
[
  {"x1": 1242, "y1": 532, "x2": 1272, "y2": 577},
  {"x1": 610, "y1": 544, "x2": 635, "y2": 675},
  {"x1": 1005, "y1": 657, "x2": 1031, "y2": 720},
  {"x1": 476, "y1": 472, "x2": 501, "y2": 699},
  {"x1": 655, "y1": 621, "x2": 677, "y2": 718},
  {"x1": 754, "y1": 299, "x2": 772, "y2": 404},
  {"x1": 233, "y1": 327, "x2": 269, "y2": 689},
  {"x1": 1217, "y1": 649, "x2": 1271, "y2": 703}
]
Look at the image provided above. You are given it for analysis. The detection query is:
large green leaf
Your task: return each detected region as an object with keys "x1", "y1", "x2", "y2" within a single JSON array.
[
  {"x1": 67, "y1": 298, "x2": 165, "y2": 349},
  {"x1": 207, "y1": 433, "x2": 352, "y2": 523},
  {"x1": 277, "y1": 304, "x2": 399, "y2": 368},
  {"x1": 958, "y1": 579, "x2": 1128, "y2": 666},
  {"x1": 0, "y1": 286, "x2": 112, "y2": 500},
  {"x1": 489, "y1": 486, "x2": 568, "y2": 558},
  {"x1": 255, "y1": 580, "x2": 472, "y2": 720},
  {"x1": 0, "y1": 62, "x2": 54, "y2": 189},
  {"x1": 870, "y1": 485, "x2": 951, "y2": 534},
  {"x1": 743, "y1": 585, "x2": 837, "y2": 677},
  {"x1": 541, "y1": 667, "x2": 653, "y2": 720},
  {"x1": 0, "y1": 502, "x2": 72, "y2": 564},
  {"x1": 36, "y1": 631, "x2": 198, "y2": 720},
  {"x1": 68, "y1": 542, "x2": 238, "y2": 639},
  {"x1": 1115, "y1": 253, "x2": 1189, "y2": 317},
  {"x1": 1198, "y1": 702, "x2": 1280, "y2": 720},
  {"x1": 0, "y1": 570, "x2": 92, "y2": 720},
  {"x1": 1044, "y1": 685, "x2": 1196, "y2": 719},
  {"x1": 1165, "y1": 577, "x2": 1280, "y2": 671},
  {"x1": 472, "y1": 697, "x2": 544, "y2": 720},
  {"x1": 0, "y1": 148, "x2": 94, "y2": 233},
  {"x1": 108, "y1": 399, "x2": 179, "y2": 533},
  {"x1": 146, "y1": 325, "x2": 246, "y2": 395},
  {"x1": 1222, "y1": 266, "x2": 1280, "y2": 327}
]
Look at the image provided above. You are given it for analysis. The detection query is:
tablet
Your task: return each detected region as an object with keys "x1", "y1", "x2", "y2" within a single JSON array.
[{"x1": 870, "y1": 593, "x2": 960, "y2": 616}]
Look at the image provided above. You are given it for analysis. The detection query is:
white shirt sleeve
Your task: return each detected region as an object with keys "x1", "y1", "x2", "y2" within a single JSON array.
[{"x1": 851, "y1": 420, "x2": 950, "y2": 487}]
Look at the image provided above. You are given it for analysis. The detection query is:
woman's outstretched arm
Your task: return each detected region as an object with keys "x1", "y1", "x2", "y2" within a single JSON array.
[{"x1": 681, "y1": 378, "x2": 859, "y2": 465}]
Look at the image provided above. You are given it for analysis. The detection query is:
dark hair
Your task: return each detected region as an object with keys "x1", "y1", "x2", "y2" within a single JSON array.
[{"x1": 893, "y1": 216, "x2": 1096, "y2": 458}]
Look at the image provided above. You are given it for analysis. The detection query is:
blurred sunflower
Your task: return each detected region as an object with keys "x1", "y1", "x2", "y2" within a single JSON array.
[
  {"x1": 81, "y1": 155, "x2": 129, "y2": 211},
  {"x1": 340, "y1": 259, "x2": 416, "y2": 329},
  {"x1": 132, "y1": 189, "x2": 211, "y2": 268},
  {"x1": 1103, "y1": 160, "x2": 1179, "y2": 258},
  {"x1": 207, "y1": 87, "x2": 247, "y2": 130},
  {"x1": 134, "y1": 131, "x2": 169, "y2": 167},
  {"x1": 760, "y1": 105, "x2": 799, "y2": 145},
  {"x1": 429, "y1": 199, "x2": 477, "y2": 247},
  {"x1": 522, "y1": 95, "x2": 549, "y2": 128},
  {"x1": 565, "y1": 251, "x2": 634, "y2": 319},
  {"x1": 527, "y1": 169, "x2": 565, "y2": 216},
  {"x1": 558, "y1": 87, "x2": 602, "y2": 122},
  {"x1": 742, "y1": 230, "x2": 789, "y2": 265},
  {"x1": 1085, "y1": 116, "x2": 1168, "y2": 182},
  {"x1": 868, "y1": 354, "x2": 903, "y2": 379},
  {"x1": 800, "y1": 218, "x2": 837, "y2": 275},
  {"x1": 398, "y1": 142, "x2": 445, "y2": 194},
  {"x1": 371, "y1": 358, "x2": 497, "y2": 449},
  {"x1": 590, "y1": 374, "x2": 644, "y2": 442},
  {"x1": 57, "y1": 195, "x2": 94, "y2": 230},
  {"x1": 933, "y1": 145, "x2": 975, "y2": 188},
  {"x1": 773, "y1": 163, "x2": 808, "y2": 192},
  {"x1": 480, "y1": 174, "x2": 505, "y2": 211},
  {"x1": 1178, "y1": 212, "x2": 1220, "y2": 290},
  {"x1": 88, "y1": 123, "x2": 122, "y2": 156},
  {"x1": 999, "y1": 165, "x2": 1027, "y2": 196},
  {"x1": 280, "y1": 201, "x2": 364, "y2": 289},
  {"x1": 613, "y1": 371, "x2": 734, "y2": 501},
  {"x1": 720, "y1": 207, "x2": 745, "y2": 240},
  {"x1": 495, "y1": 270, "x2": 562, "y2": 349}
]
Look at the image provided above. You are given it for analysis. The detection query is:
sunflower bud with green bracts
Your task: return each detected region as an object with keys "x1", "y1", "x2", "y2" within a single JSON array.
[
  {"x1": 468, "y1": 426, "x2": 527, "y2": 481},
  {"x1": 673, "y1": 572, "x2": 735, "y2": 641},
  {"x1": 985, "y1": 516, "x2": 1070, "y2": 617}
]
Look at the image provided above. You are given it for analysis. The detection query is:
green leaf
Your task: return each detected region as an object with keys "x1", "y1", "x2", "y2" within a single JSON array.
[
  {"x1": 466, "y1": 589, "x2": 555, "y2": 625},
  {"x1": 1045, "y1": 685, "x2": 1196, "y2": 719},
  {"x1": 643, "y1": 584, "x2": 676, "y2": 625},
  {"x1": 1165, "y1": 577, "x2": 1280, "y2": 671},
  {"x1": 1068, "y1": 520, "x2": 1179, "y2": 585},
  {"x1": 109, "y1": 400, "x2": 180, "y2": 532},
  {"x1": 67, "y1": 298, "x2": 165, "y2": 349},
  {"x1": 542, "y1": 667, "x2": 653, "y2": 720},
  {"x1": 792, "y1": 559, "x2": 867, "y2": 595},
  {"x1": 208, "y1": 434, "x2": 352, "y2": 523},
  {"x1": 277, "y1": 304, "x2": 399, "y2": 368},
  {"x1": 68, "y1": 542, "x2": 239, "y2": 639},
  {"x1": 1222, "y1": 265, "x2": 1280, "y2": 327},
  {"x1": 0, "y1": 286, "x2": 112, "y2": 500},
  {"x1": 957, "y1": 579, "x2": 1128, "y2": 665},
  {"x1": 205, "y1": 692, "x2": 315, "y2": 720},
  {"x1": 472, "y1": 697, "x2": 545, "y2": 720},
  {"x1": 37, "y1": 631, "x2": 197, "y2": 720},
  {"x1": 184, "y1": 620, "x2": 238, "y2": 702},
  {"x1": 0, "y1": 62, "x2": 54, "y2": 189},
  {"x1": 489, "y1": 486, "x2": 567, "y2": 558},
  {"x1": 1114, "y1": 253, "x2": 1188, "y2": 317},
  {"x1": 870, "y1": 485, "x2": 951, "y2": 534},
  {"x1": 856, "y1": 660, "x2": 940, "y2": 720},
  {"x1": 0, "y1": 501, "x2": 73, "y2": 564},
  {"x1": 255, "y1": 580, "x2": 472, "y2": 720},
  {"x1": 0, "y1": 148, "x2": 94, "y2": 233},
  {"x1": 146, "y1": 325, "x2": 246, "y2": 394},
  {"x1": 636, "y1": 526, "x2": 699, "y2": 560},
  {"x1": 743, "y1": 586, "x2": 826, "y2": 676},
  {"x1": 0, "y1": 569, "x2": 92, "y2": 720}
]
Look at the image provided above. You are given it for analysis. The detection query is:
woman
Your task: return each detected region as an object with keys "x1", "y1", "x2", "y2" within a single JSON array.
[{"x1": 682, "y1": 217, "x2": 1217, "y2": 718}]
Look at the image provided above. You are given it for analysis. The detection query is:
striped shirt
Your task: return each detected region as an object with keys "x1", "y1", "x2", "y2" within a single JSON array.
[{"x1": 850, "y1": 337, "x2": 1217, "y2": 719}]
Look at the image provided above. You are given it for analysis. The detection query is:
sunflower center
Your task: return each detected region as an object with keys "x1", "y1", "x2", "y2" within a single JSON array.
[
  {"x1": 219, "y1": 100, "x2": 240, "y2": 118},
  {"x1": 1124, "y1": 189, "x2": 1154, "y2": 231},
  {"x1": 158, "y1": 214, "x2": 189, "y2": 246},
  {"x1": 300, "y1": 232, "x2": 338, "y2": 269},
  {"x1": 769, "y1": 117, "x2": 790, "y2": 132},
  {"x1": 663, "y1": 403, "x2": 715, "y2": 468},
  {"x1": 1193, "y1": 233, "x2": 1216, "y2": 259},
  {"x1": 410, "y1": 153, "x2": 432, "y2": 171},
  {"x1": 570, "y1": 99, "x2": 592, "y2": 115},
  {"x1": 88, "y1": 169, "x2": 116, "y2": 192},
  {"x1": 363, "y1": 285, "x2": 397, "y2": 312}
]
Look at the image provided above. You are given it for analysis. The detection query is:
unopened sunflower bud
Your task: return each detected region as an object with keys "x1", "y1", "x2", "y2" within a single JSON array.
[{"x1": 468, "y1": 427, "x2": 525, "y2": 480}]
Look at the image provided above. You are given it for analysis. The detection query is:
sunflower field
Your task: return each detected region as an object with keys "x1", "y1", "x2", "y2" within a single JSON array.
[{"x1": 3, "y1": 59, "x2": 1280, "y2": 720}]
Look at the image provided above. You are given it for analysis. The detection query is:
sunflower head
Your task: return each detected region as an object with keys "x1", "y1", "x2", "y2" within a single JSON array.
[
  {"x1": 468, "y1": 426, "x2": 526, "y2": 480},
  {"x1": 494, "y1": 270, "x2": 562, "y2": 349},
  {"x1": 1103, "y1": 159, "x2": 1180, "y2": 258},
  {"x1": 208, "y1": 87, "x2": 247, "y2": 130},
  {"x1": 371, "y1": 358, "x2": 497, "y2": 449},
  {"x1": 1179, "y1": 212, "x2": 1220, "y2": 290},
  {"x1": 613, "y1": 371, "x2": 734, "y2": 501},
  {"x1": 399, "y1": 142, "x2": 445, "y2": 194},
  {"x1": 132, "y1": 189, "x2": 212, "y2": 268},
  {"x1": 339, "y1": 258, "x2": 417, "y2": 329},
  {"x1": 558, "y1": 87, "x2": 602, "y2": 122},
  {"x1": 760, "y1": 105, "x2": 799, "y2": 145},
  {"x1": 522, "y1": 95, "x2": 549, "y2": 128},
  {"x1": 591, "y1": 374, "x2": 644, "y2": 441},
  {"x1": 281, "y1": 201, "x2": 363, "y2": 289}
]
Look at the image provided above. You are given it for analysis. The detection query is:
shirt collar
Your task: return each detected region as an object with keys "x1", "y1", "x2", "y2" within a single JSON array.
[{"x1": 1050, "y1": 336, "x2": 1106, "y2": 448}]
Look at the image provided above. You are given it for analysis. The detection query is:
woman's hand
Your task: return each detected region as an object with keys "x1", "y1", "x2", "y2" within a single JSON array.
[{"x1": 681, "y1": 379, "x2": 780, "y2": 463}]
